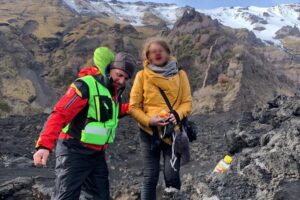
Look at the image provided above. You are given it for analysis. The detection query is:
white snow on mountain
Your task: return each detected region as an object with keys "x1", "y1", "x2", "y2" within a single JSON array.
[
  {"x1": 63, "y1": 0, "x2": 183, "y2": 26},
  {"x1": 198, "y1": 4, "x2": 300, "y2": 45},
  {"x1": 62, "y1": 0, "x2": 300, "y2": 44}
]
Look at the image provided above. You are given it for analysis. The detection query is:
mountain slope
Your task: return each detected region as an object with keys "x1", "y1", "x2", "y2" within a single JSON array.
[
  {"x1": 63, "y1": 0, "x2": 300, "y2": 44},
  {"x1": 199, "y1": 4, "x2": 300, "y2": 45}
]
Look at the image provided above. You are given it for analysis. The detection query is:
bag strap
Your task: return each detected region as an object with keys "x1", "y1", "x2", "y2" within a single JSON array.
[
  {"x1": 158, "y1": 88, "x2": 173, "y2": 112},
  {"x1": 158, "y1": 69, "x2": 182, "y2": 112},
  {"x1": 158, "y1": 72, "x2": 182, "y2": 124}
]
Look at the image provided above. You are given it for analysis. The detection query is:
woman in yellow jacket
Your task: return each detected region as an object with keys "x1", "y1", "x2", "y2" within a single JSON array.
[{"x1": 129, "y1": 38, "x2": 192, "y2": 200}]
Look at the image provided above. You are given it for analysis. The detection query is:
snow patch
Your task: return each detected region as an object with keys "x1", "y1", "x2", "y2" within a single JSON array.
[{"x1": 198, "y1": 4, "x2": 300, "y2": 44}]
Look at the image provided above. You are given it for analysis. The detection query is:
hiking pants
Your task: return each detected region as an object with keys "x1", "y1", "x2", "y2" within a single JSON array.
[{"x1": 52, "y1": 142, "x2": 109, "y2": 200}]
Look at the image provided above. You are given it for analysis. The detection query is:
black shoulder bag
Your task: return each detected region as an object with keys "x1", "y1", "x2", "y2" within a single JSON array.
[{"x1": 158, "y1": 88, "x2": 197, "y2": 142}]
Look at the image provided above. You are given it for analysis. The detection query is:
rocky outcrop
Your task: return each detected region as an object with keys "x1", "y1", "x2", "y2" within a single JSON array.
[
  {"x1": 120, "y1": 24, "x2": 138, "y2": 35},
  {"x1": 172, "y1": 9, "x2": 219, "y2": 34},
  {"x1": 224, "y1": 95, "x2": 300, "y2": 199},
  {"x1": 275, "y1": 25, "x2": 300, "y2": 39},
  {"x1": 0, "y1": 24, "x2": 55, "y2": 116},
  {"x1": 2, "y1": 78, "x2": 36, "y2": 103},
  {"x1": 253, "y1": 26, "x2": 266, "y2": 31},
  {"x1": 244, "y1": 12, "x2": 268, "y2": 25},
  {"x1": 142, "y1": 12, "x2": 168, "y2": 29},
  {"x1": 0, "y1": 177, "x2": 35, "y2": 199},
  {"x1": 21, "y1": 20, "x2": 39, "y2": 35}
]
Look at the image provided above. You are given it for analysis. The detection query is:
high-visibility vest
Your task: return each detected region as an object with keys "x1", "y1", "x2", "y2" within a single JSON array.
[{"x1": 62, "y1": 75, "x2": 119, "y2": 145}]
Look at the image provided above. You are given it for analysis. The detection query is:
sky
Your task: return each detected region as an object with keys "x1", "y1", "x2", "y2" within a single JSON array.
[{"x1": 122, "y1": 0, "x2": 300, "y2": 9}]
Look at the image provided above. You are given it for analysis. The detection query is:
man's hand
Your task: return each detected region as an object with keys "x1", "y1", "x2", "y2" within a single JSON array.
[
  {"x1": 149, "y1": 115, "x2": 169, "y2": 127},
  {"x1": 33, "y1": 149, "x2": 50, "y2": 167}
]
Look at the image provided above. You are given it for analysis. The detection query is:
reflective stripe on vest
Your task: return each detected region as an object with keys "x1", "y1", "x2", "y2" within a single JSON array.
[
  {"x1": 62, "y1": 75, "x2": 119, "y2": 145},
  {"x1": 84, "y1": 126, "x2": 109, "y2": 135}
]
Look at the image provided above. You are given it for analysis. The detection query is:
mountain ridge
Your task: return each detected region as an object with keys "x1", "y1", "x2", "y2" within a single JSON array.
[{"x1": 63, "y1": 0, "x2": 300, "y2": 44}]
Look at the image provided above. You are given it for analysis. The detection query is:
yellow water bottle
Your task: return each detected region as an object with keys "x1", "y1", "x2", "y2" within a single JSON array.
[{"x1": 213, "y1": 155, "x2": 233, "y2": 174}]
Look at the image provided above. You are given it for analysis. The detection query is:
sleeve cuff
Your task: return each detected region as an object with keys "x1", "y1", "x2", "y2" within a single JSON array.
[{"x1": 36, "y1": 145, "x2": 52, "y2": 152}]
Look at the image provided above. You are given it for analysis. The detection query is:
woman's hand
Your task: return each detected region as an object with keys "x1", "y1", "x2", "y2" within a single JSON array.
[
  {"x1": 149, "y1": 115, "x2": 169, "y2": 127},
  {"x1": 168, "y1": 113, "x2": 178, "y2": 125}
]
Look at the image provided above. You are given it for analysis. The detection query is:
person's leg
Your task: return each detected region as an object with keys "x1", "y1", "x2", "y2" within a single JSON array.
[
  {"x1": 52, "y1": 153, "x2": 93, "y2": 200},
  {"x1": 82, "y1": 151, "x2": 110, "y2": 200},
  {"x1": 162, "y1": 143, "x2": 181, "y2": 190},
  {"x1": 140, "y1": 129, "x2": 161, "y2": 200}
]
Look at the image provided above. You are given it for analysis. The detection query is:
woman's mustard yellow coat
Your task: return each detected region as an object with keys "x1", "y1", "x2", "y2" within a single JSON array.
[{"x1": 129, "y1": 62, "x2": 192, "y2": 143}]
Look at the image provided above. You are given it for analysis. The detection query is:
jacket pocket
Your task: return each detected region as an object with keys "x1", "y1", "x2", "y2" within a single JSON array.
[{"x1": 98, "y1": 95, "x2": 113, "y2": 122}]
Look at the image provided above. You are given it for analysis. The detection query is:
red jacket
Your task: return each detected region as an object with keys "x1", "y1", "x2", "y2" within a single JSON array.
[{"x1": 36, "y1": 66, "x2": 129, "y2": 152}]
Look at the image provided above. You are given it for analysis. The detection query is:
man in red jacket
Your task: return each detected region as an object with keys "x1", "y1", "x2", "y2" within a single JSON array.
[{"x1": 33, "y1": 47, "x2": 136, "y2": 200}]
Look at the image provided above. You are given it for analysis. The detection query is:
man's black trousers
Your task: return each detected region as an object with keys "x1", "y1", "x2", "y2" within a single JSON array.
[{"x1": 52, "y1": 140, "x2": 109, "y2": 200}]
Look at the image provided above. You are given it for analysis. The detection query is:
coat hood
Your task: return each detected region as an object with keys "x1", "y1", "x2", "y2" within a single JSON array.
[{"x1": 78, "y1": 66, "x2": 100, "y2": 78}]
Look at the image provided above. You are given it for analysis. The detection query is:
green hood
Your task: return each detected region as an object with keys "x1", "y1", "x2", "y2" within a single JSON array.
[{"x1": 93, "y1": 47, "x2": 115, "y2": 74}]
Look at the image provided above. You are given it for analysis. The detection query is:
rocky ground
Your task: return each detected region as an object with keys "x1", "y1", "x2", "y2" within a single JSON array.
[
  {"x1": 0, "y1": 106, "x2": 235, "y2": 200},
  {"x1": 1, "y1": 94, "x2": 299, "y2": 200}
]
